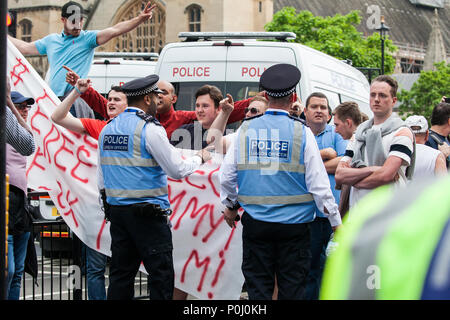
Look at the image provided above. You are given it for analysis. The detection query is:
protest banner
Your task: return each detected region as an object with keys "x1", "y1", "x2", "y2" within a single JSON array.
[{"x1": 7, "y1": 40, "x2": 245, "y2": 300}]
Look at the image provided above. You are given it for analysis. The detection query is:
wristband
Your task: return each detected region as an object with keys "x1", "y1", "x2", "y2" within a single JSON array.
[{"x1": 74, "y1": 86, "x2": 82, "y2": 95}]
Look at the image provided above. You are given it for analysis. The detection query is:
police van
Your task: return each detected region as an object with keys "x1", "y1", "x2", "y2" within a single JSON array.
[
  {"x1": 154, "y1": 32, "x2": 372, "y2": 117},
  {"x1": 87, "y1": 52, "x2": 158, "y2": 95}
]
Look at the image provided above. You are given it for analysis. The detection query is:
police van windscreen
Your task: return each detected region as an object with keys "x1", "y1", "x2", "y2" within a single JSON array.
[{"x1": 172, "y1": 82, "x2": 260, "y2": 111}]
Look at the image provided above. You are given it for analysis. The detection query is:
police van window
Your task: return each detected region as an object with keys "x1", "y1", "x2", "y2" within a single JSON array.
[
  {"x1": 172, "y1": 82, "x2": 259, "y2": 111},
  {"x1": 313, "y1": 88, "x2": 340, "y2": 110}
]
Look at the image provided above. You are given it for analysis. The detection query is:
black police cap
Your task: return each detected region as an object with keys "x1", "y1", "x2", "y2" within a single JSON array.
[
  {"x1": 260, "y1": 64, "x2": 301, "y2": 98},
  {"x1": 121, "y1": 75, "x2": 164, "y2": 97}
]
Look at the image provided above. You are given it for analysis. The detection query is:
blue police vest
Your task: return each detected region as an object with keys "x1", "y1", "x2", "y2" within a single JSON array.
[
  {"x1": 237, "y1": 111, "x2": 315, "y2": 224},
  {"x1": 99, "y1": 109, "x2": 169, "y2": 208}
]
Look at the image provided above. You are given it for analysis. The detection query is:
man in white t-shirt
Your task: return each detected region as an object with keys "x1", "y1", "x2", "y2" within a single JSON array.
[
  {"x1": 335, "y1": 75, "x2": 415, "y2": 210},
  {"x1": 405, "y1": 115, "x2": 447, "y2": 180}
]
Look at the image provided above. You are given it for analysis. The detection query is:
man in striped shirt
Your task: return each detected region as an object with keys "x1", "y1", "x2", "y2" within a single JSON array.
[{"x1": 335, "y1": 75, "x2": 415, "y2": 213}]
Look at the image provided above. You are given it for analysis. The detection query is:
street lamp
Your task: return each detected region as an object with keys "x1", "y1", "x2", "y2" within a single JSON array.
[{"x1": 376, "y1": 15, "x2": 390, "y2": 75}]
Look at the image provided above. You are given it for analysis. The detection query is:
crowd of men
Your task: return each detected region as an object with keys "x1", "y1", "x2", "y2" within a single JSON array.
[{"x1": 4, "y1": 0, "x2": 450, "y2": 301}]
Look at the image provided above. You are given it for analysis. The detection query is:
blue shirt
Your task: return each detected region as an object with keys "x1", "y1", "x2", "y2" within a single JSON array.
[
  {"x1": 35, "y1": 30, "x2": 99, "y2": 96},
  {"x1": 314, "y1": 124, "x2": 348, "y2": 218}
]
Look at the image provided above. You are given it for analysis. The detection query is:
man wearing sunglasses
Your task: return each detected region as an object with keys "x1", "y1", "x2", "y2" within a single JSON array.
[
  {"x1": 11, "y1": 92, "x2": 34, "y2": 122},
  {"x1": 207, "y1": 96, "x2": 269, "y2": 154},
  {"x1": 6, "y1": 91, "x2": 36, "y2": 299}
]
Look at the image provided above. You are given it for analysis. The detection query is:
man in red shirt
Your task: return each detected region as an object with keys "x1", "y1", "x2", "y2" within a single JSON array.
[
  {"x1": 65, "y1": 68, "x2": 251, "y2": 138},
  {"x1": 52, "y1": 78, "x2": 127, "y2": 139},
  {"x1": 51, "y1": 77, "x2": 127, "y2": 300}
]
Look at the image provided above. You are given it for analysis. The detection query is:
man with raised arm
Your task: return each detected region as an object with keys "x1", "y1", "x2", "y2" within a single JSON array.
[{"x1": 9, "y1": 1, "x2": 157, "y2": 98}]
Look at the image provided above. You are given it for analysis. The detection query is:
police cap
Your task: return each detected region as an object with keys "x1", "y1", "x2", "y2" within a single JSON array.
[
  {"x1": 260, "y1": 64, "x2": 301, "y2": 98},
  {"x1": 121, "y1": 75, "x2": 164, "y2": 97}
]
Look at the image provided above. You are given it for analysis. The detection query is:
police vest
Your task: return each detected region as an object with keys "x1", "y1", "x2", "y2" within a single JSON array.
[
  {"x1": 320, "y1": 176, "x2": 450, "y2": 300},
  {"x1": 236, "y1": 111, "x2": 315, "y2": 224},
  {"x1": 99, "y1": 109, "x2": 169, "y2": 208}
]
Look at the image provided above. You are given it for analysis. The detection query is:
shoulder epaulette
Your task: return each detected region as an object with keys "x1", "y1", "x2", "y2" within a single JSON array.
[
  {"x1": 136, "y1": 110, "x2": 162, "y2": 126},
  {"x1": 288, "y1": 115, "x2": 307, "y2": 126},
  {"x1": 242, "y1": 114, "x2": 264, "y2": 122}
]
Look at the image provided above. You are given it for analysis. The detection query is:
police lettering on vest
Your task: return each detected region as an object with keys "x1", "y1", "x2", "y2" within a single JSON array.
[
  {"x1": 249, "y1": 139, "x2": 290, "y2": 159},
  {"x1": 103, "y1": 135, "x2": 129, "y2": 151}
]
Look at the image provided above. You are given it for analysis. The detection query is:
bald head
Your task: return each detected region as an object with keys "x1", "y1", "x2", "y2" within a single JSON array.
[{"x1": 156, "y1": 80, "x2": 177, "y2": 114}]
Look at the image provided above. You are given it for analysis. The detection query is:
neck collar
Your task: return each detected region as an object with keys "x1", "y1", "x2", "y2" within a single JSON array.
[{"x1": 265, "y1": 109, "x2": 290, "y2": 116}]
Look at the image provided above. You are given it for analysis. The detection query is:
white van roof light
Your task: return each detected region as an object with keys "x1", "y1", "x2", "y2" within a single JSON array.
[
  {"x1": 93, "y1": 52, "x2": 159, "y2": 60},
  {"x1": 178, "y1": 32, "x2": 297, "y2": 42}
]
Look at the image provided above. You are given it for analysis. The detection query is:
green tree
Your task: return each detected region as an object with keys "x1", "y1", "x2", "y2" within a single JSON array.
[
  {"x1": 398, "y1": 62, "x2": 450, "y2": 121},
  {"x1": 265, "y1": 7, "x2": 397, "y2": 74}
]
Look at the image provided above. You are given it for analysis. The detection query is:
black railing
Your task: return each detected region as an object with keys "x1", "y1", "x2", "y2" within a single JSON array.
[{"x1": 21, "y1": 219, "x2": 150, "y2": 300}]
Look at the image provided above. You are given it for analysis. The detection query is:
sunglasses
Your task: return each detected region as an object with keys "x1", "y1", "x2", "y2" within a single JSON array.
[
  {"x1": 245, "y1": 107, "x2": 260, "y2": 115},
  {"x1": 15, "y1": 103, "x2": 32, "y2": 110}
]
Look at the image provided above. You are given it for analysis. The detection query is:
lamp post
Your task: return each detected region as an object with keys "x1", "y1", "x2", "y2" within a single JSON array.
[{"x1": 376, "y1": 15, "x2": 390, "y2": 75}]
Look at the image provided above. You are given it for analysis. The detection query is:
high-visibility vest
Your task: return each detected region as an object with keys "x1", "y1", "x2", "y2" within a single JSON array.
[
  {"x1": 99, "y1": 109, "x2": 169, "y2": 208},
  {"x1": 321, "y1": 176, "x2": 450, "y2": 300},
  {"x1": 236, "y1": 111, "x2": 315, "y2": 224}
]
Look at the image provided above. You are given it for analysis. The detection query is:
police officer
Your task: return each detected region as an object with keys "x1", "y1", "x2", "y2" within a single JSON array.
[
  {"x1": 219, "y1": 64, "x2": 342, "y2": 300},
  {"x1": 98, "y1": 75, "x2": 211, "y2": 300}
]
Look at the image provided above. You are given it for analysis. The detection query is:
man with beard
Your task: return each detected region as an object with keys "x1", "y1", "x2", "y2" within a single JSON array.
[
  {"x1": 97, "y1": 75, "x2": 211, "y2": 299},
  {"x1": 9, "y1": 1, "x2": 157, "y2": 98}
]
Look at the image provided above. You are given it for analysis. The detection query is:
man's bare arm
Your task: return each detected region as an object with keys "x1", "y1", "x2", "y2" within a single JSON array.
[
  {"x1": 206, "y1": 94, "x2": 234, "y2": 154},
  {"x1": 335, "y1": 160, "x2": 379, "y2": 186},
  {"x1": 434, "y1": 153, "x2": 448, "y2": 176},
  {"x1": 8, "y1": 35, "x2": 39, "y2": 55},
  {"x1": 51, "y1": 78, "x2": 90, "y2": 134},
  {"x1": 320, "y1": 148, "x2": 337, "y2": 161},
  {"x1": 353, "y1": 156, "x2": 404, "y2": 189},
  {"x1": 96, "y1": 2, "x2": 156, "y2": 46},
  {"x1": 324, "y1": 156, "x2": 342, "y2": 175}
]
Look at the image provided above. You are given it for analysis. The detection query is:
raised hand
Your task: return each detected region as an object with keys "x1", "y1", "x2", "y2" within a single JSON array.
[
  {"x1": 63, "y1": 65, "x2": 80, "y2": 86},
  {"x1": 75, "y1": 78, "x2": 92, "y2": 95},
  {"x1": 220, "y1": 94, "x2": 235, "y2": 114},
  {"x1": 139, "y1": 2, "x2": 157, "y2": 22}
]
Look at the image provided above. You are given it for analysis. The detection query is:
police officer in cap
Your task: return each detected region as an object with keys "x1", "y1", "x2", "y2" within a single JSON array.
[
  {"x1": 98, "y1": 74, "x2": 211, "y2": 300},
  {"x1": 220, "y1": 64, "x2": 342, "y2": 300}
]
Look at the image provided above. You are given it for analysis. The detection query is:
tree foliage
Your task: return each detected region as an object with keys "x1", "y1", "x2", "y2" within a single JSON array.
[
  {"x1": 398, "y1": 62, "x2": 450, "y2": 121},
  {"x1": 265, "y1": 7, "x2": 397, "y2": 74}
]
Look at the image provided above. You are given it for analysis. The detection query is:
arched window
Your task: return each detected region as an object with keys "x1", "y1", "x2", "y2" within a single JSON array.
[
  {"x1": 185, "y1": 4, "x2": 202, "y2": 32},
  {"x1": 19, "y1": 19, "x2": 32, "y2": 42},
  {"x1": 112, "y1": 1, "x2": 165, "y2": 54}
]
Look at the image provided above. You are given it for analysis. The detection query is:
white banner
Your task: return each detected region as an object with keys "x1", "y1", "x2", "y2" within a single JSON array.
[{"x1": 7, "y1": 40, "x2": 244, "y2": 300}]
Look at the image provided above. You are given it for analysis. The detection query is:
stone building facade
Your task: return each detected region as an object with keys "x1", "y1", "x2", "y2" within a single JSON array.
[{"x1": 9, "y1": 0, "x2": 273, "y2": 52}]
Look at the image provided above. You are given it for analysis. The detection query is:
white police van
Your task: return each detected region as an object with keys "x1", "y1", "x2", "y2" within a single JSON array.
[
  {"x1": 154, "y1": 32, "x2": 372, "y2": 117},
  {"x1": 87, "y1": 52, "x2": 158, "y2": 95}
]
